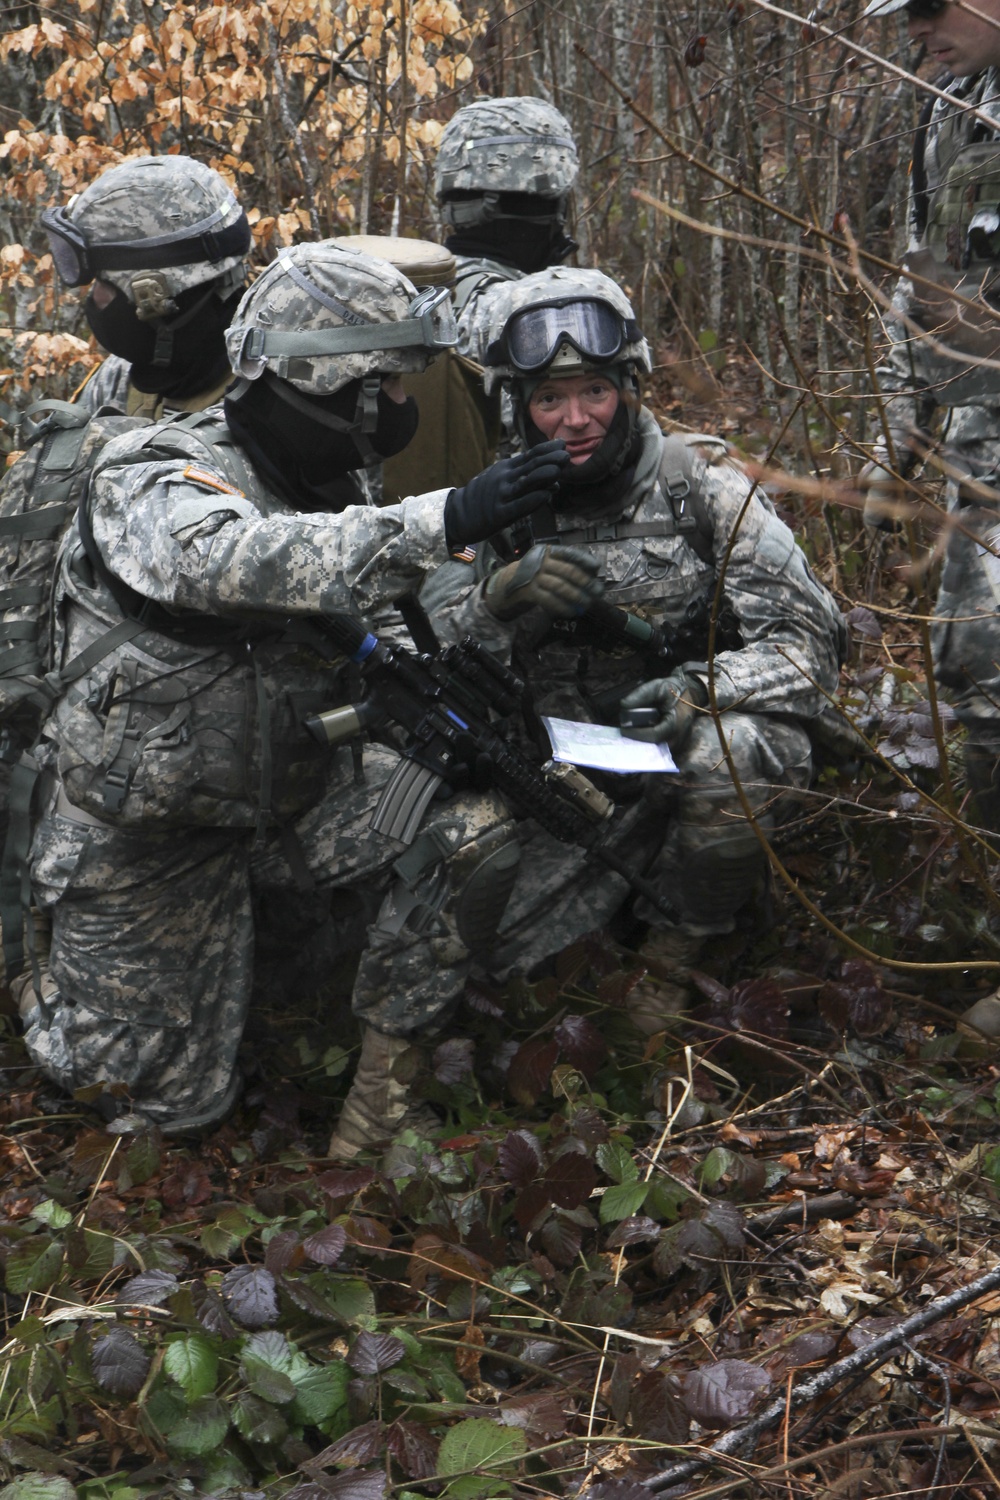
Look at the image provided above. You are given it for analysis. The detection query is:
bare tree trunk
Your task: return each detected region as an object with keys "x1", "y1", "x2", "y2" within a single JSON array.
[
  {"x1": 613, "y1": 0, "x2": 640, "y2": 300},
  {"x1": 267, "y1": 21, "x2": 320, "y2": 240},
  {"x1": 780, "y1": 31, "x2": 801, "y2": 392}
]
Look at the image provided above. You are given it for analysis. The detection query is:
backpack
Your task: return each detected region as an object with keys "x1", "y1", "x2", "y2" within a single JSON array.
[
  {"x1": 0, "y1": 399, "x2": 148, "y2": 977},
  {"x1": 0, "y1": 399, "x2": 147, "y2": 755}
]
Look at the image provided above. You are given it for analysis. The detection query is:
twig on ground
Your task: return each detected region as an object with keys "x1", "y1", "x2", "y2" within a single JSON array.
[{"x1": 635, "y1": 1258, "x2": 1000, "y2": 1493}]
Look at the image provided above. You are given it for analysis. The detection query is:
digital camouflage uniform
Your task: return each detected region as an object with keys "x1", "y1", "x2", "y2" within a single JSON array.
[
  {"x1": 869, "y1": 65, "x2": 1000, "y2": 825},
  {"x1": 74, "y1": 354, "x2": 232, "y2": 421},
  {"x1": 426, "y1": 272, "x2": 846, "y2": 976},
  {"x1": 22, "y1": 244, "x2": 521, "y2": 1131},
  {"x1": 0, "y1": 158, "x2": 252, "y2": 1002}
]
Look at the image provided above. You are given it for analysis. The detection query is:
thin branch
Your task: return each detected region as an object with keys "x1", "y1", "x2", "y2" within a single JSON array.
[{"x1": 638, "y1": 1258, "x2": 1000, "y2": 1493}]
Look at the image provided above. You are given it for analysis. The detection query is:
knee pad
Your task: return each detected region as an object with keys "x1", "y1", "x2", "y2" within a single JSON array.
[
  {"x1": 678, "y1": 843, "x2": 765, "y2": 929},
  {"x1": 454, "y1": 833, "x2": 522, "y2": 950},
  {"x1": 964, "y1": 737, "x2": 1000, "y2": 840}
]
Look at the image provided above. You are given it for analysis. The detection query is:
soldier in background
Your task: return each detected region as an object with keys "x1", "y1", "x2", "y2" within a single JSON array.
[
  {"x1": 434, "y1": 96, "x2": 580, "y2": 350},
  {"x1": 46, "y1": 156, "x2": 252, "y2": 420},
  {"x1": 380, "y1": 97, "x2": 580, "y2": 503},
  {"x1": 0, "y1": 157, "x2": 254, "y2": 1012},
  {"x1": 862, "y1": 0, "x2": 1000, "y2": 841}
]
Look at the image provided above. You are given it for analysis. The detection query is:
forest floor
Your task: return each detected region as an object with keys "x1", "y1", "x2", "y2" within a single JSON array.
[{"x1": 1, "y1": 349, "x2": 1000, "y2": 1500}]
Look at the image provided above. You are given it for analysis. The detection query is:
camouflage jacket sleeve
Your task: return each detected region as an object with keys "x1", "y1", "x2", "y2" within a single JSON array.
[
  {"x1": 691, "y1": 454, "x2": 844, "y2": 718},
  {"x1": 87, "y1": 449, "x2": 453, "y2": 621},
  {"x1": 870, "y1": 267, "x2": 938, "y2": 469}
]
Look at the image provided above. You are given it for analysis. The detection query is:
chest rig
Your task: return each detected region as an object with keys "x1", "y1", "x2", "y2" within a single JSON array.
[
  {"x1": 54, "y1": 410, "x2": 334, "y2": 832},
  {"x1": 906, "y1": 76, "x2": 1000, "y2": 402},
  {"x1": 513, "y1": 433, "x2": 736, "y2": 731}
]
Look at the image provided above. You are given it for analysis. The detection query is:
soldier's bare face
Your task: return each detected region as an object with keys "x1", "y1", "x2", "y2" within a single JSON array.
[
  {"x1": 907, "y1": 0, "x2": 1000, "y2": 77},
  {"x1": 528, "y1": 374, "x2": 620, "y2": 464}
]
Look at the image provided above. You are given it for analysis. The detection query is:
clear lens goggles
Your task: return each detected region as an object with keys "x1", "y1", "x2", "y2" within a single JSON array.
[
  {"x1": 235, "y1": 283, "x2": 458, "y2": 376},
  {"x1": 40, "y1": 200, "x2": 251, "y2": 288},
  {"x1": 40, "y1": 206, "x2": 92, "y2": 286},
  {"x1": 497, "y1": 299, "x2": 637, "y2": 373}
]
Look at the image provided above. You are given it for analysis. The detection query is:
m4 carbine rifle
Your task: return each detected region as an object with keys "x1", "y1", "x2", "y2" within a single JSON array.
[{"x1": 305, "y1": 610, "x2": 679, "y2": 924}]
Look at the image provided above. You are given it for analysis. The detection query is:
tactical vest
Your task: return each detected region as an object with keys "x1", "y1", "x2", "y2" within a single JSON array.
[
  {"x1": 49, "y1": 411, "x2": 334, "y2": 830},
  {"x1": 505, "y1": 432, "x2": 737, "y2": 732},
  {"x1": 908, "y1": 80, "x2": 1000, "y2": 401}
]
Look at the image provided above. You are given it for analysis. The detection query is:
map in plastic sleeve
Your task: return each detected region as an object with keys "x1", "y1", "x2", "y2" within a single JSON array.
[{"x1": 542, "y1": 716, "x2": 679, "y2": 774}]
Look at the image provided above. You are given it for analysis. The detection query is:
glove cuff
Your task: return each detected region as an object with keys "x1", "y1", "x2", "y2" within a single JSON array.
[{"x1": 681, "y1": 671, "x2": 710, "y2": 710}]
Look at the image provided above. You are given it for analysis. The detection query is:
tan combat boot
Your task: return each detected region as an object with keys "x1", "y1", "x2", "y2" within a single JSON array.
[
  {"x1": 627, "y1": 929, "x2": 704, "y2": 1037},
  {"x1": 328, "y1": 1027, "x2": 437, "y2": 1160}
]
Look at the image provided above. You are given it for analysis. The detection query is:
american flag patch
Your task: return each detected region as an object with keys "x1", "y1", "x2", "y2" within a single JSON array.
[
  {"x1": 450, "y1": 544, "x2": 477, "y2": 563},
  {"x1": 182, "y1": 465, "x2": 245, "y2": 497}
]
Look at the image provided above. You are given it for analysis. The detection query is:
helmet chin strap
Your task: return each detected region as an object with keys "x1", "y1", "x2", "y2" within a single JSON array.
[
  {"x1": 149, "y1": 275, "x2": 243, "y2": 369},
  {"x1": 352, "y1": 375, "x2": 383, "y2": 467}
]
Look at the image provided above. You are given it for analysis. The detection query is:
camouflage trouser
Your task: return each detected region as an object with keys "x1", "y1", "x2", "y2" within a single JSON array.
[
  {"x1": 932, "y1": 405, "x2": 1000, "y2": 729},
  {"x1": 929, "y1": 407, "x2": 1000, "y2": 838},
  {"x1": 485, "y1": 711, "x2": 813, "y2": 978},
  {"x1": 23, "y1": 743, "x2": 515, "y2": 1128}
]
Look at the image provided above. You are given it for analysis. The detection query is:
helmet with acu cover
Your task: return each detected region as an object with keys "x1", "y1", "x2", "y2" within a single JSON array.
[
  {"x1": 481, "y1": 268, "x2": 651, "y2": 458},
  {"x1": 42, "y1": 156, "x2": 251, "y2": 319},
  {"x1": 227, "y1": 241, "x2": 456, "y2": 395},
  {"x1": 434, "y1": 97, "x2": 579, "y2": 233},
  {"x1": 226, "y1": 241, "x2": 457, "y2": 464}
]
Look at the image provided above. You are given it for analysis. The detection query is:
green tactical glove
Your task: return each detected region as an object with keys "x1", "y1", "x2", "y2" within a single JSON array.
[
  {"x1": 483, "y1": 543, "x2": 604, "y2": 622},
  {"x1": 619, "y1": 668, "x2": 709, "y2": 749}
]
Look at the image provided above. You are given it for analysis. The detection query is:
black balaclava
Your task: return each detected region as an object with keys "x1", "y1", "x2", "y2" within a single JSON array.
[
  {"x1": 518, "y1": 372, "x2": 643, "y2": 513},
  {"x1": 85, "y1": 281, "x2": 243, "y2": 399},
  {"x1": 225, "y1": 373, "x2": 419, "y2": 512},
  {"x1": 444, "y1": 192, "x2": 577, "y2": 273}
]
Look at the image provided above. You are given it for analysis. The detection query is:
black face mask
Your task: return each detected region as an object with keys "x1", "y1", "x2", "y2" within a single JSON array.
[
  {"x1": 225, "y1": 377, "x2": 420, "y2": 510},
  {"x1": 444, "y1": 194, "x2": 577, "y2": 274},
  {"x1": 447, "y1": 222, "x2": 570, "y2": 274},
  {"x1": 369, "y1": 389, "x2": 420, "y2": 460},
  {"x1": 85, "y1": 282, "x2": 242, "y2": 399}
]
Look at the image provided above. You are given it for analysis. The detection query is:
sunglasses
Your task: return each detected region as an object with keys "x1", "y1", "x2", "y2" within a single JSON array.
[{"x1": 904, "y1": 0, "x2": 949, "y2": 19}]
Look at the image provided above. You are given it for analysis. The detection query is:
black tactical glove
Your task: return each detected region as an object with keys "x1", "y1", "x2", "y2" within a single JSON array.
[
  {"x1": 444, "y1": 440, "x2": 570, "y2": 549},
  {"x1": 620, "y1": 668, "x2": 709, "y2": 750},
  {"x1": 484, "y1": 543, "x2": 604, "y2": 621}
]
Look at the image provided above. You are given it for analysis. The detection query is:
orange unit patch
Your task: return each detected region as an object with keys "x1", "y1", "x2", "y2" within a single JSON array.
[{"x1": 182, "y1": 465, "x2": 245, "y2": 497}]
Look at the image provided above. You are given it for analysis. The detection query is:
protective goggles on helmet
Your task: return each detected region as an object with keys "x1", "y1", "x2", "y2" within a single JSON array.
[
  {"x1": 234, "y1": 282, "x2": 457, "y2": 377},
  {"x1": 40, "y1": 198, "x2": 252, "y2": 288},
  {"x1": 486, "y1": 298, "x2": 642, "y2": 373}
]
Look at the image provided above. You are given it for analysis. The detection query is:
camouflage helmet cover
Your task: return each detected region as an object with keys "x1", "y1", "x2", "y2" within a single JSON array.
[
  {"x1": 226, "y1": 240, "x2": 455, "y2": 396},
  {"x1": 433, "y1": 97, "x2": 579, "y2": 202},
  {"x1": 474, "y1": 267, "x2": 652, "y2": 392},
  {"x1": 58, "y1": 156, "x2": 250, "y2": 306}
]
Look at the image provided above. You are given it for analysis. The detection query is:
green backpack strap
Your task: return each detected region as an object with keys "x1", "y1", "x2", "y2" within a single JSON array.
[{"x1": 657, "y1": 432, "x2": 718, "y2": 567}]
